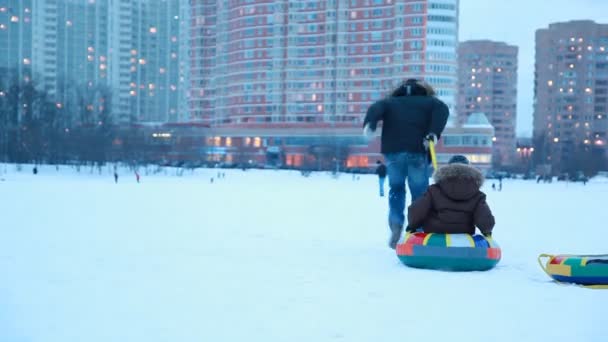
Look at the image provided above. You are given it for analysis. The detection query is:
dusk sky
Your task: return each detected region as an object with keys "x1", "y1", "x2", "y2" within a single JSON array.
[{"x1": 459, "y1": 0, "x2": 608, "y2": 137}]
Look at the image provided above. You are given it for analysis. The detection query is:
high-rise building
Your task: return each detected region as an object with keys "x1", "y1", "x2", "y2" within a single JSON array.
[
  {"x1": 1, "y1": 0, "x2": 188, "y2": 125},
  {"x1": 458, "y1": 40, "x2": 518, "y2": 166},
  {"x1": 1, "y1": 0, "x2": 50, "y2": 88},
  {"x1": 190, "y1": 0, "x2": 459, "y2": 127},
  {"x1": 534, "y1": 20, "x2": 608, "y2": 171}
]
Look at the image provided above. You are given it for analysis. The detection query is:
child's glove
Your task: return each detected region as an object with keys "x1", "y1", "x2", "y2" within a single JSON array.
[{"x1": 405, "y1": 226, "x2": 417, "y2": 234}]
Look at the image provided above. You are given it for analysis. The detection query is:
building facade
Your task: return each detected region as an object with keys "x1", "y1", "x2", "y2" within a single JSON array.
[
  {"x1": 534, "y1": 20, "x2": 608, "y2": 172},
  {"x1": 128, "y1": 111, "x2": 493, "y2": 171},
  {"x1": 457, "y1": 40, "x2": 518, "y2": 167},
  {"x1": 190, "y1": 0, "x2": 459, "y2": 128},
  {"x1": 0, "y1": 0, "x2": 188, "y2": 125}
]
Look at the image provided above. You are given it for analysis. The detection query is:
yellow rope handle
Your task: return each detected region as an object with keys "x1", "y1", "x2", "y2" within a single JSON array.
[
  {"x1": 537, "y1": 253, "x2": 555, "y2": 278},
  {"x1": 429, "y1": 140, "x2": 438, "y2": 171}
]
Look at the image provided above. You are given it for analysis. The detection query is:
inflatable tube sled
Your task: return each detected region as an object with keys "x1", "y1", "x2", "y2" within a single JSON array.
[
  {"x1": 396, "y1": 232, "x2": 501, "y2": 271},
  {"x1": 538, "y1": 254, "x2": 608, "y2": 289}
]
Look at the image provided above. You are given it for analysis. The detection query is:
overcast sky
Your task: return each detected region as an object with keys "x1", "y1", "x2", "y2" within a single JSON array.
[{"x1": 459, "y1": 0, "x2": 608, "y2": 137}]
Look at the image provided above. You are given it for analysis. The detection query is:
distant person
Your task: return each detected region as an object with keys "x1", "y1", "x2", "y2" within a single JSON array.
[
  {"x1": 33, "y1": 167, "x2": 38, "y2": 175},
  {"x1": 498, "y1": 176, "x2": 503, "y2": 191},
  {"x1": 492, "y1": 183, "x2": 496, "y2": 191},
  {"x1": 363, "y1": 79, "x2": 450, "y2": 248},
  {"x1": 375, "y1": 160, "x2": 387, "y2": 197},
  {"x1": 406, "y1": 155, "x2": 495, "y2": 237},
  {"x1": 114, "y1": 172, "x2": 118, "y2": 184},
  {"x1": 135, "y1": 171, "x2": 140, "y2": 183}
]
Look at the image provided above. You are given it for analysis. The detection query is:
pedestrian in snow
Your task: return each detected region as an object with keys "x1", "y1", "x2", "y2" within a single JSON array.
[
  {"x1": 375, "y1": 160, "x2": 387, "y2": 197},
  {"x1": 33, "y1": 166, "x2": 38, "y2": 175},
  {"x1": 114, "y1": 172, "x2": 118, "y2": 183},
  {"x1": 405, "y1": 155, "x2": 495, "y2": 238},
  {"x1": 135, "y1": 171, "x2": 140, "y2": 183},
  {"x1": 492, "y1": 183, "x2": 496, "y2": 191},
  {"x1": 363, "y1": 79, "x2": 450, "y2": 248},
  {"x1": 498, "y1": 176, "x2": 503, "y2": 191}
]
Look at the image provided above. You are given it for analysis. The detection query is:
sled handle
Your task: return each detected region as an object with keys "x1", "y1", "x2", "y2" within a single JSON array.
[
  {"x1": 429, "y1": 140, "x2": 438, "y2": 171},
  {"x1": 537, "y1": 254, "x2": 554, "y2": 278}
]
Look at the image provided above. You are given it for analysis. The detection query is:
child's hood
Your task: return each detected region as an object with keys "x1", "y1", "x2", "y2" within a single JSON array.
[{"x1": 433, "y1": 163, "x2": 485, "y2": 201}]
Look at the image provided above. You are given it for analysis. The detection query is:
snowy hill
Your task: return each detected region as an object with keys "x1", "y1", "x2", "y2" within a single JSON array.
[{"x1": 1, "y1": 164, "x2": 606, "y2": 341}]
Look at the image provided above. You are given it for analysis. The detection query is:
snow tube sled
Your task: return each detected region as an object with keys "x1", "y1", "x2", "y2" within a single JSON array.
[
  {"x1": 538, "y1": 254, "x2": 608, "y2": 288},
  {"x1": 396, "y1": 233, "x2": 501, "y2": 271}
]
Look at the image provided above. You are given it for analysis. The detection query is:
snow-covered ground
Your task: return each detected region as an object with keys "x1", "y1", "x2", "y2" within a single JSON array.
[{"x1": 1, "y1": 164, "x2": 607, "y2": 342}]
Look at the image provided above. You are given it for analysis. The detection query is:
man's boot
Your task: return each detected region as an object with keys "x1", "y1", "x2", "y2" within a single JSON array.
[{"x1": 388, "y1": 224, "x2": 403, "y2": 249}]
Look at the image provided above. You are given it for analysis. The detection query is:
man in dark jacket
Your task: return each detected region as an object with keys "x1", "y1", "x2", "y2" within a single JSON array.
[
  {"x1": 363, "y1": 79, "x2": 450, "y2": 248},
  {"x1": 406, "y1": 155, "x2": 495, "y2": 236},
  {"x1": 375, "y1": 160, "x2": 387, "y2": 197}
]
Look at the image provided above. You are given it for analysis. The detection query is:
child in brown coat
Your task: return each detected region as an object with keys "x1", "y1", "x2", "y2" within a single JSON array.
[{"x1": 406, "y1": 155, "x2": 495, "y2": 236}]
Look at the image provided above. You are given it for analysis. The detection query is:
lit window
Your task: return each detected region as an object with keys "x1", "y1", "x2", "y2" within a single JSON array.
[
  {"x1": 149, "y1": 27, "x2": 157, "y2": 34},
  {"x1": 66, "y1": 20, "x2": 72, "y2": 26},
  {"x1": 0, "y1": 24, "x2": 5, "y2": 30},
  {"x1": 99, "y1": 64, "x2": 106, "y2": 70},
  {"x1": 253, "y1": 137, "x2": 261, "y2": 148},
  {"x1": 100, "y1": 56, "x2": 106, "y2": 62},
  {"x1": 148, "y1": 84, "x2": 155, "y2": 90},
  {"x1": 553, "y1": 137, "x2": 559, "y2": 143},
  {"x1": 131, "y1": 49, "x2": 137, "y2": 55},
  {"x1": 585, "y1": 88, "x2": 592, "y2": 93},
  {"x1": 0, "y1": 7, "x2": 6, "y2": 12},
  {"x1": 170, "y1": 85, "x2": 177, "y2": 91},
  {"x1": 10, "y1": 16, "x2": 19, "y2": 22},
  {"x1": 130, "y1": 90, "x2": 136, "y2": 96},
  {"x1": 88, "y1": 46, "x2": 94, "y2": 52},
  {"x1": 23, "y1": 58, "x2": 31, "y2": 65},
  {"x1": 225, "y1": 137, "x2": 232, "y2": 147},
  {"x1": 547, "y1": 80, "x2": 553, "y2": 87},
  {"x1": 317, "y1": 104, "x2": 323, "y2": 112},
  {"x1": 139, "y1": 59, "x2": 146, "y2": 65},
  {"x1": 159, "y1": 68, "x2": 166, "y2": 74}
]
